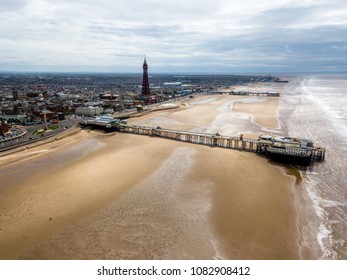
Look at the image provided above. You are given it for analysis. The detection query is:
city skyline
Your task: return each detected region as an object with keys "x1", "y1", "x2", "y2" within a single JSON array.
[{"x1": 1, "y1": 0, "x2": 347, "y2": 73}]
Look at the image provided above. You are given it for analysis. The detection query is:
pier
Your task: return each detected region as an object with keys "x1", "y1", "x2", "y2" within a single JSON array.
[
  {"x1": 81, "y1": 121, "x2": 324, "y2": 163},
  {"x1": 79, "y1": 118, "x2": 326, "y2": 163},
  {"x1": 311, "y1": 147, "x2": 326, "y2": 161},
  {"x1": 118, "y1": 124, "x2": 259, "y2": 152},
  {"x1": 228, "y1": 91, "x2": 280, "y2": 97}
]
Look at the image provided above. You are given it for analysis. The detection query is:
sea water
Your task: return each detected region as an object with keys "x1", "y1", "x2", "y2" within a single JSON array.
[{"x1": 280, "y1": 75, "x2": 347, "y2": 259}]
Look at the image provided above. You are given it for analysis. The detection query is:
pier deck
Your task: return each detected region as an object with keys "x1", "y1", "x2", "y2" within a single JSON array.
[
  {"x1": 116, "y1": 124, "x2": 325, "y2": 162},
  {"x1": 119, "y1": 124, "x2": 259, "y2": 152},
  {"x1": 228, "y1": 91, "x2": 280, "y2": 97},
  {"x1": 79, "y1": 120, "x2": 325, "y2": 163}
]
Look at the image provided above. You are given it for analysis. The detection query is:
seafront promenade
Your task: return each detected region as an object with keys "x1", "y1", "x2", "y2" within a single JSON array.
[
  {"x1": 0, "y1": 118, "x2": 80, "y2": 153},
  {"x1": 0, "y1": 126, "x2": 81, "y2": 156}
]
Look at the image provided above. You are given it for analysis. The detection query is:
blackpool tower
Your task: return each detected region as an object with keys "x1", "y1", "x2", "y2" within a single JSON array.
[{"x1": 141, "y1": 57, "x2": 150, "y2": 96}]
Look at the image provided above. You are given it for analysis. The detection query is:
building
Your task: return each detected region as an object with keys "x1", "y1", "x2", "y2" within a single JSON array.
[
  {"x1": 138, "y1": 58, "x2": 162, "y2": 104},
  {"x1": 75, "y1": 106, "x2": 103, "y2": 117},
  {"x1": 79, "y1": 115, "x2": 122, "y2": 128},
  {"x1": 141, "y1": 58, "x2": 150, "y2": 96},
  {"x1": 0, "y1": 120, "x2": 9, "y2": 136},
  {"x1": 12, "y1": 88, "x2": 19, "y2": 101},
  {"x1": 2, "y1": 114, "x2": 27, "y2": 124},
  {"x1": 163, "y1": 82, "x2": 182, "y2": 88},
  {"x1": 100, "y1": 93, "x2": 120, "y2": 100},
  {"x1": 57, "y1": 112, "x2": 65, "y2": 120}
]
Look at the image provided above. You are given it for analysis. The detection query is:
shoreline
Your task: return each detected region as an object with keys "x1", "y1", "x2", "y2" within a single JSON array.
[
  {"x1": 0, "y1": 128, "x2": 88, "y2": 169},
  {"x1": 0, "y1": 83, "x2": 320, "y2": 259}
]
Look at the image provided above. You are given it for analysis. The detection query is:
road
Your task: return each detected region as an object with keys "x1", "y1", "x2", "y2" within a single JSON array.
[{"x1": 0, "y1": 117, "x2": 80, "y2": 151}]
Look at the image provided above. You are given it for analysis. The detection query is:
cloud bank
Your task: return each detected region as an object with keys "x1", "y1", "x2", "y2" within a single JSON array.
[{"x1": 1, "y1": 0, "x2": 347, "y2": 73}]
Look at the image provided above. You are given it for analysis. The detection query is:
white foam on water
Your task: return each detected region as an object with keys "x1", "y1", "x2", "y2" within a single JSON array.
[
  {"x1": 321, "y1": 199, "x2": 346, "y2": 208},
  {"x1": 304, "y1": 176, "x2": 337, "y2": 259},
  {"x1": 317, "y1": 223, "x2": 335, "y2": 259},
  {"x1": 302, "y1": 82, "x2": 347, "y2": 143},
  {"x1": 285, "y1": 75, "x2": 347, "y2": 259}
]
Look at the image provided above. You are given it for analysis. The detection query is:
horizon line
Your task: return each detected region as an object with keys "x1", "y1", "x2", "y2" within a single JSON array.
[{"x1": 1, "y1": 70, "x2": 346, "y2": 76}]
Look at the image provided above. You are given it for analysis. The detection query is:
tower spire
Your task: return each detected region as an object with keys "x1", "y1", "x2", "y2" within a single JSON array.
[{"x1": 141, "y1": 57, "x2": 150, "y2": 96}]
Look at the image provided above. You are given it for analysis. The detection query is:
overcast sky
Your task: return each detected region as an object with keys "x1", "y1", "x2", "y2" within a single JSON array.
[{"x1": 1, "y1": 0, "x2": 347, "y2": 73}]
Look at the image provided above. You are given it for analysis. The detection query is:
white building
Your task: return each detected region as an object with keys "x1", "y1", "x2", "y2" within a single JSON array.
[
  {"x1": 163, "y1": 82, "x2": 182, "y2": 88},
  {"x1": 75, "y1": 106, "x2": 103, "y2": 117}
]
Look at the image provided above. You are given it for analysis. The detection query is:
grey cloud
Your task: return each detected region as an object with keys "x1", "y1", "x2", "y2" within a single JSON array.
[
  {"x1": 87, "y1": 23, "x2": 183, "y2": 38},
  {"x1": 255, "y1": 6, "x2": 319, "y2": 27},
  {"x1": 1, "y1": 0, "x2": 347, "y2": 73},
  {"x1": 0, "y1": 0, "x2": 28, "y2": 12}
]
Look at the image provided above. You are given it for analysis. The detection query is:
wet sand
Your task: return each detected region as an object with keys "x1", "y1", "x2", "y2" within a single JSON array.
[
  {"x1": 0, "y1": 86, "x2": 312, "y2": 259},
  {"x1": 233, "y1": 97, "x2": 280, "y2": 129}
]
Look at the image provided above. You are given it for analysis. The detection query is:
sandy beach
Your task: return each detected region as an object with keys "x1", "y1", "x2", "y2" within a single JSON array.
[{"x1": 0, "y1": 83, "x2": 320, "y2": 259}]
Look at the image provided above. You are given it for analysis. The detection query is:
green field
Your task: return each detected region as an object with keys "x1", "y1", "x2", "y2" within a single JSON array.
[{"x1": 33, "y1": 125, "x2": 60, "y2": 135}]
